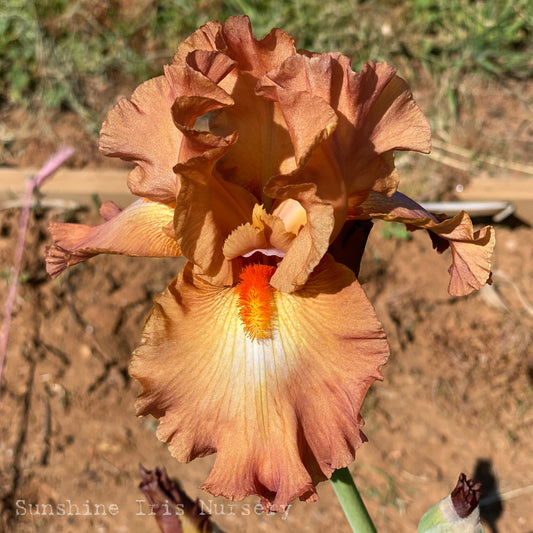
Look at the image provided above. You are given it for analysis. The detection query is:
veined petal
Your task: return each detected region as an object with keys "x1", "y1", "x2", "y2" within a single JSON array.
[
  {"x1": 46, "y1": 199, "x2": 180, "y2": 278},
  {"x1": 352, "y1": 191, "x2": 495, "y2": 296},
  {"x1": 130, "y1": 256, "x2": 389, "y2": 509}
]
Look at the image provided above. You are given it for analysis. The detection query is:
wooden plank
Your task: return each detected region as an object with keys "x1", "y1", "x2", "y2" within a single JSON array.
[
  {"x1": 457, "y1": 177, "x2": 533, "y2": 201},
  {"x1": 0, "y1": 167, "x2": 133, "y2": 206},
  {"x1": 457, "y1": 177, "x2": 533, "y2": 223}
]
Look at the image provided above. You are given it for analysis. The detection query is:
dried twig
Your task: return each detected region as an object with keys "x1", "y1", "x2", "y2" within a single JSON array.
[
  {"x1": 480, "y1": 483, "x2": 533, "y2": 506},
  {"x1": 492, "y1": 269, "x2": 533, "y2": 317},
  {"x1": 431, "y1": 138, "x2": 533, "y2": 176},
  {"x1": 0, "y1": 147, "x2": 74, "y2": 389}
]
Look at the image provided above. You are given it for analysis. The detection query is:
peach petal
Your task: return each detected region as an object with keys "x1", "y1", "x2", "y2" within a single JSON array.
[
  {"x1": 130, "y1": 256, "x2": 389, "y2": 508},
  {"x1": 46, "y1": 199, "x2": 180, "y2": 278},
  {"x1": 272, "y1": 198, "x2": 307, "y2": 235},
  {"x1": 267, "y1": 183, "x2": 335, "y2": 293},
  {"x1": 222, "y1": 204, "x2": 295, "y2": 260},
  {"x1": 353, "y1": 191, "x2": 495, "y2": 295}
]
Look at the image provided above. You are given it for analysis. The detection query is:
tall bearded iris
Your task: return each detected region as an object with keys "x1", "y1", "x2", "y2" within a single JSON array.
[{"x1": 46, "y1": 16, "x2": 494, "y2": 511}]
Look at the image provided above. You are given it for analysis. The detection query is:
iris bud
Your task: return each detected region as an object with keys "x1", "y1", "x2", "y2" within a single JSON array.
[{"x1": 418, "y1": 474, "x2": 485, "y2": 533}]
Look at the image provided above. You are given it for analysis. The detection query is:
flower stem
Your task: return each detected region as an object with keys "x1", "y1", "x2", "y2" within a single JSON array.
[{"x1": 331, "y1": 467, "x2": 377, "y2": 533}]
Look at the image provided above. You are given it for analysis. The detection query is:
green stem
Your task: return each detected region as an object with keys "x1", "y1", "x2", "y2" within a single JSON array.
[{"x1": 331, "y1": 467, "x2": 377, "y2": 533}]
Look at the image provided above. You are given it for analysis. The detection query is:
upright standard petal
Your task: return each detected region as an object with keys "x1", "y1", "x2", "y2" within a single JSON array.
[
  {"x1": 99, "y1": 63, "x2": 233, "y2": 203},
  {"x1": 352, "y1": 191, "x2": 495, "y2": 295},
  {"x1": 178, "y1": 16, "x2": 297, "y2": 202},
  {"x1": 257, "y1": 53, "x2": 431, "y2": 290},
  {"x1": 260, "y1": 54, "x2": 431, "y2": 200},
  {"x1": 46, "y1": 199, "x2": 180, "y2": 278},
  {"x1": 130, "y1": 257, "x2": 389, "y2": 509}
]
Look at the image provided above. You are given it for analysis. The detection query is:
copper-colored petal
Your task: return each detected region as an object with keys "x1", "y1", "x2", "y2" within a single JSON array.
[
  {"x1": 99, "y1": 76, "x2": 181, "y2": 203},
  {"x1": 330, "y1": 57, "x2": 431, "y2": 196},
  {"x1": 211, "y1": 76, "x2": 296, "y2": 203},
  {"x1": 184, "y1": 50, "x2": 237, "y2": 85},
  {"x1": 258, "y1": 82, "x2": 338, "y2": 168},
  {"x1": 182, "y1": 16, "x2": 298, "y2": 202},
  {"x1": 165, "y1": 63, "x2": 234, "y2": 129},
  {"x1": 221, "y1": 15, "x2": 295, "y2": 76},
  {"x1": 130, "y1": 256, "x2": 388, "y2": 509},
  {"x1": 99, "y1": 64, "x2": 233, "y2": 204},
  {"x1": 173, "y1": 138, "x2": 258, "y2": 285},
  {"x1": 175, "y1": 16, "x2": 295, "y2": 78},
  {"x1": 173, "y1": 21, "x2": 224, "y2": 64},
  {"x1": 260, "y1": 53, "x2": 431, "y2": 205},
  {"x1": 353, "y1": 191, "x2": 495, "y2": 296},
  {"x1": 46, "y1": 199, "x2": 181, "y2": 278}
]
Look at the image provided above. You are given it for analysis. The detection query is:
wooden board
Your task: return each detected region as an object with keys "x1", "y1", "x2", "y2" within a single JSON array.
[{"x1": 0, "y1": 167, "x2": 133, "y2": 206}]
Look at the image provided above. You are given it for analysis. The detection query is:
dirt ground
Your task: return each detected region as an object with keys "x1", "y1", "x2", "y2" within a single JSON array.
[{"x1": 1, "y1": 77, "x2": 532, "y2": 532}]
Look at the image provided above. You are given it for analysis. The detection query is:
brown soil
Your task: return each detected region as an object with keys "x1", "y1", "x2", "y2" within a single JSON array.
[{"x1": 1, "y1": 75, "x2": 532, "y2": 533}]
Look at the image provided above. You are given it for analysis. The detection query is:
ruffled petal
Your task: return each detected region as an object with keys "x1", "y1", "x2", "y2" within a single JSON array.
[
  {"x1": 173, "y1": 20, "x2": 224, "y2": 64},
  {"x1": 99, "y1": 64, "x2": 233, "y2": 203},
  {"x1": 175, "y1": 16, "x2": 296, "y2": 79},
  {"x1": 130, "y1": 256, "x2": 388, "y2": 509},
  {"x1": 221, "y1": 15, "x2": 296, "y2": 79},
  {"x1": 352, "y1": 191, "x2": 495, "y2": 296},
  {"x1": 46, "y1": 199, "x2": 181, "y2": 278},
  {"x1": 173, "y1": 139, "x2": 258, "y2": 285},
  {"x1": 180, "y1": 16, "x2": 297, "y2": 202},
  {"x1": 260, "y1": 53, "x2": 431, "y2": 214}
]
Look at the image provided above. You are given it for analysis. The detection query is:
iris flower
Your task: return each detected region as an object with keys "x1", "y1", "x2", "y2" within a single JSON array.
[{"x1": 46, "y1": 16, "x2": 494, "y2": 511}]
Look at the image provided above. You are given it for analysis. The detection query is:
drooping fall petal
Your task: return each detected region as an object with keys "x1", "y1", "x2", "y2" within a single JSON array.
[
  {"x1": 130, "y1": 256, "x2": 389, "y2": 509},
  {"x1": 352, "y1": 191, "x2": 495, "y2": 296},
  {"x1": 46, "y1": 199, "x2": 180, "y2": 278}
]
